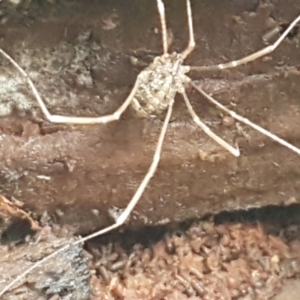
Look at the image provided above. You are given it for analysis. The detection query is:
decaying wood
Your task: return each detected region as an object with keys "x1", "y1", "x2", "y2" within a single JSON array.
[
  {"x1": 0, "y1": 225, "x2": 90, "y2": 300},
  {"x1": 1, "y1": 1, "x2": 300, "y2": 298},
  {"x1": 0, "y1": 0, "x2": 299, "y2": 236}
]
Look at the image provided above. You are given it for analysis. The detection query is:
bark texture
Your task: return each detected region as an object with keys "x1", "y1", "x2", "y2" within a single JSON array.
[
  {"x1": 0, "y1": 0, "x2": 300, "y2": 299},
  {"x1": 0, "y1": 0, "x2": 299, "y2": 234}
]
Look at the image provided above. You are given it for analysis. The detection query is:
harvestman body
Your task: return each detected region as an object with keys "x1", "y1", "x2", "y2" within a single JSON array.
[{"x1": 0, "y1": 0, "x2": 300, "y2": 296}]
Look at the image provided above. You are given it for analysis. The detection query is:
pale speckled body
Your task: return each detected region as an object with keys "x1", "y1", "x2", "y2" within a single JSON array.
[{"x1": 131, "y1": 53, "x2": 190, "y2": 118}]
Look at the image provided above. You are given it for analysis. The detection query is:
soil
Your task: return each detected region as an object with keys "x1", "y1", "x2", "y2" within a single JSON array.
[
  {"x1": 87, "y1": 213, "x2": 300, "y2": 300},
  {"x1": 0, "y1": 0, "x2": 300, "y2": 299},
  {"x1": 2, "y1": 207, "x2": 300, "y2": 300}
]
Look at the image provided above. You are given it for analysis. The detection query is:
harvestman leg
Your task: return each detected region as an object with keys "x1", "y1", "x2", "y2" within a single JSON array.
[
  {"x1": 182, "y1": 90, "x2": 240, "y2": 156},
  {"x1": 191, "y1": 82, "x2": 300, "y2": 156},
  {"x1": 178, "y1": 0, "x2": 240, "y2": 156},
  {"x1": 0, "y1": 48, "x2": 141, "y2": 124},
  {"x1": 157, "y1": 0, "x2": 195, "y2": 57},
  {"x1": 180, "y1": 0, "x2": 196, "y2": 58},
  {"x1": 188, "y1": 13, "x2": 300, "y2": 156},
  {"x1": 157, "y1": 0, "x2": 168, "y2": 54},
  {"x1": 190, "y1": 14, "x2": 300, "y2": 72}
]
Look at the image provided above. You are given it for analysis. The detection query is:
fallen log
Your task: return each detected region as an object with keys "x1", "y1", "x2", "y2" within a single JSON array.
[{"x1": 0, "y1": 0, "x2": 299, "y2": 236}]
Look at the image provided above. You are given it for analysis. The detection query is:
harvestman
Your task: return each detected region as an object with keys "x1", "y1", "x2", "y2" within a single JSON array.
[{"x1": 1, "y1": 0, "x2": 300, "y2": 296}]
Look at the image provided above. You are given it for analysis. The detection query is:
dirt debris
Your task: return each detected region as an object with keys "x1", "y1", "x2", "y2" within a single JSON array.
[
  {"x1": 1, "y1": 207, "x2": 300, "y2": 299},
  {"x1": 87, "y1": 217, "x2": 300, "y2": 300}
]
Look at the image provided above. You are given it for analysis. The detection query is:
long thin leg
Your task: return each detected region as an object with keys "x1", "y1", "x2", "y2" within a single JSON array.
[
  {"x1": 0, "y1": 100, "x2": 174, "y2": 297},
  {"x1": 191, "y1": 82, "x2": 300, "y2": 156},
  {"x1": 190, "y1": 14, "x2": 300, "y2": 72},
  {"x1": 157, "y1": 0, "x2": 168, "y2": 54},
  {"x1": 181, "y1": 91, "x2": 240, "y2": 157},
  {"x1": 181, "y1": 0, "x2": 196, "y2": 59},
  {"x1": 0, "y1": 48, "x2": 140, "y2": 124}
]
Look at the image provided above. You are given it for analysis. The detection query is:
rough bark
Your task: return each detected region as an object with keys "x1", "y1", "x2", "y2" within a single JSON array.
[
  {"x1": 1, "y1": 1, "x2": 300, "y2": 299},
  {"x1": 0, "y1": 0, "x2": 299, "y2": 235},
  {"x1": 0, "y1": 226, "x2": 90, "y2": 300}
]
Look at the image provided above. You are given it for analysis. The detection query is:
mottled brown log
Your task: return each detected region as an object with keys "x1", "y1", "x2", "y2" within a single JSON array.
[{"x1": 0, "y1": 0, "x2": 299, "y2": 236}]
